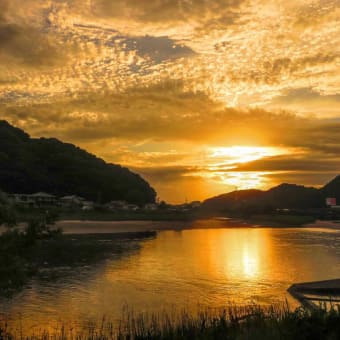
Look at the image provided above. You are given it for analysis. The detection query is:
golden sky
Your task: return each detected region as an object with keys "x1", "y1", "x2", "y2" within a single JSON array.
[{"x1": 0, "y1": 0, "x2": 339, "y2": 202}]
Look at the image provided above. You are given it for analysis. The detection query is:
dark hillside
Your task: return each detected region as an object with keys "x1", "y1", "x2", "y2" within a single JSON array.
[
  {"x1": 203, "y1": 189, "x2": 264, "y2": 212},
  {"x1": 264, "y1": 183, "x2": 323, "y2": 209},
  {"x1": 202, "y1": 179, "x2": 338, "y2": 212},
  {"x1": 321, "y1": 175, "x2": 340, "y2": 202},
  {"x1": 0, "y1": 121, "x2": 156, "y2": 204}
]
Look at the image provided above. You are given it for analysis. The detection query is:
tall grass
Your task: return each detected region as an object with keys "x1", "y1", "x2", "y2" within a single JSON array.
[{"x1": 2, "y1": 303, "x2": 340, "y2": 339}]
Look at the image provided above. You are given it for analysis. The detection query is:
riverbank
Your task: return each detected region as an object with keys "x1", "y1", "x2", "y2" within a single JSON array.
[
  {"x1": 57, "y1": 211, "x2": 315, "y2": 226},
  {"x1": 12, "y1": 207, "x2": 323, "y2": 230},
  {"x1": 303, "y1": 219, "x2": 340, "y2": 229},
  {"x1": 6, "y1": 215, "x2": 337, "y2": 238},
  {"x1": 55, "y1": 215, "x2": 325, "y2": 234},
  {"x1": 54, "y1": 218, "x2": 280, "y2": 234},
  {"x1": 243, "y1": 214, "x2": 316, "y2": 227},
  {"x1": 1, "y1": 303, "x2": 340, "y2": 340},
  {"x1": 16, "y1": 209, "x2": 199, "y2": 223}
]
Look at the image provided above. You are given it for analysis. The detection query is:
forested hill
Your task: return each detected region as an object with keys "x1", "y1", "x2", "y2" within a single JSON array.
[
  {"x1": 0, "y1": 120, "x2": 156, "y2": 204},
  {"x1": 202, "y1": 176, "x2": 340, "y2": 212}
]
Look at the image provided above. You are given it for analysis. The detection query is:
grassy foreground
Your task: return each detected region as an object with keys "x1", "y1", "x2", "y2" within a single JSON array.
[{"x1": 1, "y1": 304, "x2": 340, "y2": 340}]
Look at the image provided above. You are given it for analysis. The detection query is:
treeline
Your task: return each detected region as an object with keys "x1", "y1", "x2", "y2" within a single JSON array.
[{"x1": 0, "y1": 120, "x2": 156, "y2": 205}]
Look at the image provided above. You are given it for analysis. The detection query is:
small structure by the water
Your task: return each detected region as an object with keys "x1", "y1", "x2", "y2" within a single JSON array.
[
  {"x1": 288, "y1": 278, "x2": 340, "y2": 309},
  {"x1": 61, "y1": 195, "x2": 85, "y2": 207},
  {"x1": 8, "y1": 192, "x2": 57, "y2": 207}
]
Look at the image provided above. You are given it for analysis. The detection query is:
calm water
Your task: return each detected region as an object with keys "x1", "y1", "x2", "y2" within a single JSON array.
[{"x1": 1, "y1": 223, "x2": 340, "y2": 333}]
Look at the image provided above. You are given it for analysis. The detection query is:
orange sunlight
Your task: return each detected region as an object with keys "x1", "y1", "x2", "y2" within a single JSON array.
[{"x1": 209, "y1": 146, "x2": 286, "y2": 165}]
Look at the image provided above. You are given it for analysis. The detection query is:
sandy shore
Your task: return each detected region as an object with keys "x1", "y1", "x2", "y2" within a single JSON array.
[
  {"x1": 303, "y1": 220, "x2": 340, "y2": 229},
  {"x1": 2, "y1": 218, "x2": 339, "y2": 235},
  {"x1": 56, "y1": 218, "x2": 340, "y2": 234},
  {"x1": 56, "y1": 218, "x2": 257, "y2": 234}
]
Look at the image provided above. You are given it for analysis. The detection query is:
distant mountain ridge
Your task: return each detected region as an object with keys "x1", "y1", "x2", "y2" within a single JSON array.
[
  {"x1": 0, "y1": 120, "x2": 156, "y2": 204},
  {"x1": 203, "y1": 176, "x2": 340, "y2": 212}
]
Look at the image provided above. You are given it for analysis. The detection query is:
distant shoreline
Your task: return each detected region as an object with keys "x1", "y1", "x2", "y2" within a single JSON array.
[
  {"x1": 55, "y1": 217, "x2": 340, "y2": 234},
  {"x1": 3, "y1": 217, "x2": 339, "y2": 236},
  {"x1": 302, "y1": 219, "x2": 340, "y2": 229}
]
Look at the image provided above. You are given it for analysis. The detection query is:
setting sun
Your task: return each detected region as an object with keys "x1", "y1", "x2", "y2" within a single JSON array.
[
  {"x1": 218, "y1": 172, "x2": 269, "y2": 190},
  {"x1": 209, "y1": 146, "x2": 287, "y2": 165}
]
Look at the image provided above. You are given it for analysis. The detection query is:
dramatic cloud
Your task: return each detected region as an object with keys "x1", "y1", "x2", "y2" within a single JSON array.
[
  {"x1": 0, "y1": 0, "x2": 68, "y2": 67},
  {"x1": 269, "y1": 88, "x2": 340, "y2": 117},
  {"x1": 89, "y1": 0, "x2": 245, "y2": 24},
  {"x1": 1, "y1": 0, "x2": 339, "y2": 201},
  {"x1": 0, "y1": 81, "x2": 307, "y2": 145},
  {"x1": 232, "y1": 155, "x2": 340, "y2": 172}
]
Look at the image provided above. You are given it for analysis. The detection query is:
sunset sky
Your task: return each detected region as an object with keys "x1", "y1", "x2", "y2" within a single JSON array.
[{"x1": 0, "y1": 0, "x2": 339, "y2": 202}]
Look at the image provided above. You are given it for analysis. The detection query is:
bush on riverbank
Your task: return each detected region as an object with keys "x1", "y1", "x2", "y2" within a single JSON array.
[
  {"x1": 0, "y1": 209, "x2": 63, "y2": 295},
  {"x1": 1, "y1": 304, "x2": 340, "y2": 339}
]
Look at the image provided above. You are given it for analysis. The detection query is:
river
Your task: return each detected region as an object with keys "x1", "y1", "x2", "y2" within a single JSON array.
[{"x1": 1, "y1": 221, "x2": 340, "y2": 334}]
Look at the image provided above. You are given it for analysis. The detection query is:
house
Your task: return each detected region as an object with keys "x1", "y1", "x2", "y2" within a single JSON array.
[
  {"x1": 126, "y1": 204, "x2": 139, "y2": 211},
  {"x1": 29, "y1": 192, "x2": 58, "y2": 207},
  {"x1": 82, "y1": 201, "x2": 95, "y2": 211},
  {"x1": 61, "y1": 195, "x2": 85, "y2": 207},
  {"x1": 8, "y1": 192, "x2": 57, "y2": 207},
  {"x1": 8, "y1": 193, "x2": 35, "y2": 207},
  {"x1": 105, "y1": 200, "x2": 130, "y2": 211},
  {"x1": 144, "y1": 203, "x2": 158, "y2": 211},
  {"x1": 189, "y1": 201, "x2": 201, "y2": 208}
]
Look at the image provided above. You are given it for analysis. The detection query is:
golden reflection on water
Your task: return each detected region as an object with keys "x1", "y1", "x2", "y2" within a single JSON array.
[
  {"x1": 105, "y1": 226, "x2": 280, "y2": 312},
  {"x1": 183, "y1": 228, "x2": 270, "y2": 282},
  {"x1": 219, "y1": 229, "x2": 270, "y2": 280},
  {"x1": 2, "y1": 225, "x2": 340, "y2": 334},
  {"x1": 242, "y1": 245, "x2": 259, "y2": 278}
]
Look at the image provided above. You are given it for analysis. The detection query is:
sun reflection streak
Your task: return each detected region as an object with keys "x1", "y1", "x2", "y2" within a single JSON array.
[
  {"x1": 219, "y1": 229, "x2": 267, "y2": 281},
  {"x1": 242, "y1": 247, "x2": 259, "y2": 278},
  {"x1": 187, "y1": 228, "x2": 272, "y2": 283}
]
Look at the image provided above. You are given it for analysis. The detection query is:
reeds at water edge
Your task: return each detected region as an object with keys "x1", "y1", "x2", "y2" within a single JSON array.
[{"x1": 2, "y1": 301, "x2": 340, "y2": 340}]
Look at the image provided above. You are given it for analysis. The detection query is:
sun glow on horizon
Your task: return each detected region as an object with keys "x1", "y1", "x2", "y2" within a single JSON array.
[
  {"x1": 196, "y1": 146, "x2": 289, "y2": 191},
  {"x1": 220, "y1": 171, "x2": 268, "y2": 190},
  {"x1": 209, "y1": 146, "x2": 287, "y2": 165}
]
